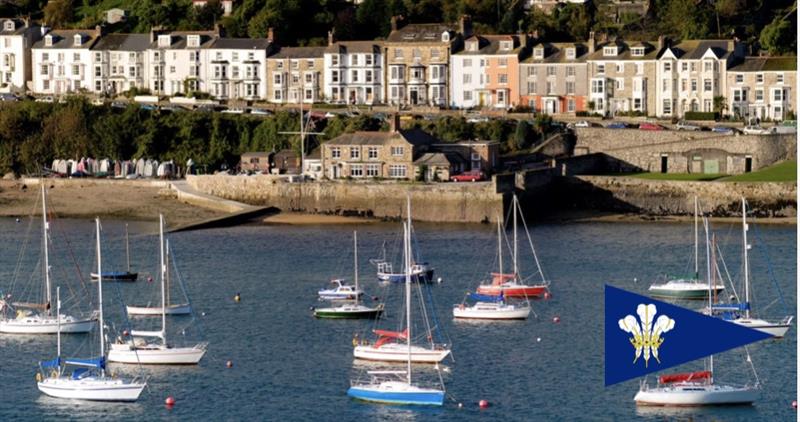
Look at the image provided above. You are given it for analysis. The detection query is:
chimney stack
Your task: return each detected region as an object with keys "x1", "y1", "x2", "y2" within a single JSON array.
[
  {"x1": 658, "y1": 35, "x2": 669, "y2": 51},
  {"x1": 390, "y1": 16, "x2": 398, "y2": 32},
  {"x1": 459, "y1": 15, "x2": 473, "y2": 38},
  {"x1": 95, "y1": 25, "x2": 104, "y2": 37},
  {"x1": 327, "y1": 29, "x2": 335, "y2": 46},
  {"x1": 268, "y1": 27, "x2": 275, "y2": 43},
  {"x1": 390, "y1": 114, "x2": 401, "y2": 132},
  {"x1": 588, "y1": 31, "x2": 596, "y2": 53}
]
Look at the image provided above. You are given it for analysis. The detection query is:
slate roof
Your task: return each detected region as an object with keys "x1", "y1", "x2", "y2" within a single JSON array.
[
  {"x1": 0, "y1": 19, "x2": 29, "y2": 36},
  {"x1": 92, "y1": 33, "x2": 150, "y2": 51},
  {"x1": 728, "y1": 57, "x2": 797, "y2": 72},
  {"x1": 326, "y1": 129, "x2": 438, "y2": 148},
  {"x1": 325, "y1": 41, "x2": 382, "y2": 54},
  {"x1": 413, "y1": 152, "x2": 463, "y2": 166},
  {"x1": 32, "y1": 30, "x2": 99, "y2": 49},
  {"x1": 386, "y1": 23, "x2": 456, "y2": 43},
  {"x1": 148, "y1": 31, "x2": 217, "y2": 49},
  {"x1": 586, "y1": 40, "x2": 660, "y2": 61},
  {"x1": 455, "y1": 35, "x2": 523, "y2": 56},
  {"x1": 659, "y1": 39, "x2": 734, "y2": 60},
  {"x1": 522, "y1": 42, "x2": 589, "y2": 64},
  {"x1": 270, "y1": 46, "x2": 326, "y2": 59},
  {"x1": 209, "y1": 38, "x2": 271, "y2": 50}
]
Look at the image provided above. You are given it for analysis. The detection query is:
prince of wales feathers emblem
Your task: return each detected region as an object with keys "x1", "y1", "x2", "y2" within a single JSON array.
[{"x1": 618, "y1": 304, "x2": 675, "y2": 367}]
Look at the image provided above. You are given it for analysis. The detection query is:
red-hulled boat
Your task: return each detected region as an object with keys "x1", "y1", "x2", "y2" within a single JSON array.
[
  {"x1": 658, "y1": 371, "x2": 711, "y2": 384},
  {"x1": 476, "y1": 273, "x2": 549, "y2": 298}
]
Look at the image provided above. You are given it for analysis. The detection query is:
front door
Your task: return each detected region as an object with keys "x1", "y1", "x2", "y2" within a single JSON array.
[
  {"x1": 660, "y1": 155, "x2": 668, "y2": 173},
  {"x1": 703, "y1": 160, "x2": 719, "y2": 174},
  {"x1": 410, "y1": 89, "x2": 418, "y2": 105},
  {"x1": 331, "y1": 166, "x2": 340, "y2": 179}
]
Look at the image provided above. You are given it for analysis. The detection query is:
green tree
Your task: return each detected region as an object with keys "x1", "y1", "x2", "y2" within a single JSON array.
[
  {"x1": 759, "y1": 16, "x2": 795, "y2": 55},
  {"x1": 43, "y1": 0, "x2": 74, "y2": 28},
  {"x1": 512, "y1": 120, "x2": 532, "y2": 151}
]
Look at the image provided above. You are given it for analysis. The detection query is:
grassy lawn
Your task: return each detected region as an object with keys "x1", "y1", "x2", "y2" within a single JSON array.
[
  {"x1": 721, "y1": 160, "x2": 797, "y2": 182},
  {"x1": 626, "y1": 172, "x2": 726, "y2": 181}
]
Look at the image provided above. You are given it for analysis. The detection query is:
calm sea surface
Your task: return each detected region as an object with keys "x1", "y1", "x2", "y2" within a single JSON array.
[{"x1": 0, "y1": 217, "x2": 795, "y2": 421}]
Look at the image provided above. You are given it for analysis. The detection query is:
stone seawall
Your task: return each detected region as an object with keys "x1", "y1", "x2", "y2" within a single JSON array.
[
  {"x1": 558, "y1": 176, "x2": 796, "y2": 218},
  {"x1": 186, "y1": 175, "x2": 505, "y2": 223},
  {"x1": 574, "y1": 128, "x2": 796, "y2": 174}
]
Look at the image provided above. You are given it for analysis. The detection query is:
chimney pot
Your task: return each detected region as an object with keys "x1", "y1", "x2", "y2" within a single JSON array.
[
  {"x1": 390, "y1": 114, "x2": 401, "y2": 132},
  {"x1": 268, "y1": 27, "x2": 275, "y2": 43}
]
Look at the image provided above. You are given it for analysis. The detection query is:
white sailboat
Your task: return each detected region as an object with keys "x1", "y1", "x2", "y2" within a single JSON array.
[
  {"x1": 713, "y1": 198, "x2": 793, "y2": 338},
  {"x1": 634, "y1": 217, "x2": 759, "y2": 406},
  {"x1": 317, "y1": 279, "x2": 364, "y2": 301},
  {"x1": 36, "y1": 219, "x2": 146, "y2": 402},
  {"x1": 91, "y1": 223, "x2": 138, "y2": 282},
  {"x1": 347, "y1": 218, "x2": 445, "y2": 406},
  {"x1": 108, "y1": 215, "x2": 206, "y2": 365},
  {"x1": 454, "y1": 216, "x2": 531, "y2": 320},
  {"x1": 354, "y1": 200, "x2": 451, "y2": 364},
  {"x1": 648, "y1": 197, "x2": 725, "y2": 300},
  {"x1": 0, "y1": 185, "x2": 97, "y2": 334},
  {"x1": 126, "y1": 226, "x2": 190, "y2": 316},
  {"x1": 314, "y1": 232, "x2": 384, "y2": 319}
]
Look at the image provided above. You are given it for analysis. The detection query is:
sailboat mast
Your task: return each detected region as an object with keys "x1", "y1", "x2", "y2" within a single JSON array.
[
  {"x1": 353, "y1": 231, "x2": 359, "y2": 305},
  {"x1": 741, "y1": 198, "x2": 750, "y2": 319},
  {"x1": 159, "y1": 214, "x2": 167, "y2": 346},
  {"x1": 56, "y1": 286, "x2": 61, "y2": 360},
  {"x1": 125, "y1": 223, "x2": 131, "y2": 273},
  {"x1": 703, "y1": 217, "x2": 714, "y2": 380},
  {"x1": 497, "y1": 215, "x2": 503, "y2": 275},
  {"x1": 95, "y1": 218, "x2": 105, "y2": 372},
  {"x1": 42, "y1": 185, "x2": 51, "y2": 315},
  {"x1": 166, "y1": 239, "x2": 171, "y2": 307},
  {"x1": 694, "y1": 196, "x2": 699, "y2": 278},
  {"x1": 405, "y1": 198, "x2": 412, "y2": 385},
  {"x1": 513, "y1": 194, "x2": 518, "y2": 278}
]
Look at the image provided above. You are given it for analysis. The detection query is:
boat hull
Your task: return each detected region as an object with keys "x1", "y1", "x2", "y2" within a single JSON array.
[
  {"x1": 126, "y1": 303, "x2": 191, "y2": 316},
  {"x1": 731, "y1": 318, "x2": 792, "y2": 338},
  {"x1": 476, "y1": 284, "x2": 548, "y2": 298},
  {"x1": 634, "y1": 386, "x2": 758, "y2": 406},
  {"x1": 648, "y1": 284, "x2": 725, "y2": 300},
  {"x1": 0, "y1": 317, "x2": 96, "y2": 334},
  {"x1": 318, "y1": 292, "x2": 362, "y2": 301},
  {"x1": 90, "y1": 272, "x2": 138, "y2": 282},
  {"x1": 378, "y1": 270, "x2": 435, "y2": 284},
  {"x1": 353, "y1": 344, "x2": 450, "y2": 363},
  {"x1": 107, "y1": 344, "x2": 206, "y2": 365},
  {"x1": 37, "y1": 378, "x2": 145, "y2": 402},
  {"x1": 314, "y1": 308, "x2": 383, "y2": 319},
  {"x1": 453, "y1": 304, "x2": 530, "y2": 320},
  {"x1": 348, "y1": 383, "x2": 444, "y2": 406}
]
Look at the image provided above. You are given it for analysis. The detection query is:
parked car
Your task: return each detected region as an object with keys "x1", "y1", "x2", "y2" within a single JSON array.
[
  {"x1": 221, "y1": 107, "x2": 245, "y2": 114},
  {"x1": 742, "y1": 125, "x2": 771, "y2": 135},
  {"x1": 159, "y1": 105, "x2": 180, "y2": 112},
  {"x1": 711, "y1": 125, "x2": 737, "y2": 135},
  {"x1": 606, "y1": 122, "x2": 628, "y2": 129},
  {"x1": 0, "y1": 93, "x2": 19, "y2": 102},
  {"x1": 639, "y1": 122, "x2": 665, "y2": 131},
  {"x1": 250, "y1": 108, "x2": 273, "y2": 116},
  {"x1": 140, "y1": 104, "x2": 157, "y2": 111},
  {"x1": 466, "y1": 114, "x2": 489, "y2": 123},
  {"x1": 110, "y1": 101, "x2": 127, "y2": 109},
  {"x1": 574, "y1": 120, "x2": 590, "y2": 128},
  {"x1": 35, "y1": 96, "x2": 54, "y2": 103},
  {"x1": 451, "y1": 170, "x2": 486, "y2": 182},
  {"x1": 772, "y1": 120, "x2": 797, "y2": 134},
  {"x1": 675, "y1": 120, "x2": 701, "y2": 131}
]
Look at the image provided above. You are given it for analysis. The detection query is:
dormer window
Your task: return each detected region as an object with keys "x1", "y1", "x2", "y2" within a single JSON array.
[
  {"x1": 631, "y1": 47, "x2": 645, "y2": 57},
  {"x1": 187, "y1": 35, "x2": 200, "y2": 48},
  {"x1": 44, "y1": 34, "x2": 54, "y2": 47},
  {"x1": 467, "y1": 40, "x2": 478, "y2": 52},
  {"x1": 533, "y1": 47, "x2": 544, "y2": 59},
  {"x1": 73, "y1": 34, "x2": 83, "y2": 46},
  {"x1": 158, "y1": 35, "x2": 171, "y2": 48},
  {"x1": 566, "y1": 48, "x2": 576, "y2": 60},
  {"x1": 500, "y1": 41, "x2": 512, "y2": 51},
  {"x1": 3, "y1": 20, "x2": 15, "y2": 31},
  {"x1": 603, "y1": 46, "x2": 618, "y2": 56},
  {"x1": 441, "y1": 32, "x2": 450, "y2": 43}
]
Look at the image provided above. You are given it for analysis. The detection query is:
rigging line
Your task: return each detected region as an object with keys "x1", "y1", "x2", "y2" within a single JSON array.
[
  {"x1": 414, "y1": 280, "x2": 435, "y2": 348},
  {"x1": 750, "y1": 223, "x2": 790, "y2": 315},
  {"x1": 715, "y1": 241, "x2": 739, "y2": 302},
  {"x1": 49, "y1": 212, "x2": 93, "y2": 309},
  {"x1": 8, "y1": 211, "x2": 36, "y2": 300},
  {"x1": 517, "y1": 202, "x2": 547, "y2": 284},
  {"x1": 169, "y1": 241, "x2": 205, "y2": 338}
]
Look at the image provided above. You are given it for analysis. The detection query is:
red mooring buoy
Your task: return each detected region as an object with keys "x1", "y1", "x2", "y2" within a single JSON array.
[
  {"x1": 226, "y1": 360, "x2": 233, "y2": 368},
  {"x1": 165, "y1": 396, "x2": 176, "y2": 406},
  {"x1": 479, "y1": 399, "x2": 490, "y2": 409},
  {"x1": 552, "y1": 316, "x2": 560, "y2": 323},
  {"x1": 792, "y1": 400, "x2": 797, "y2": 409}
]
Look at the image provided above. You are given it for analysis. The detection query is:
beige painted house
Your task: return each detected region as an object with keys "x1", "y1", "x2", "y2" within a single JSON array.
[
  {"x1": 727, "y1": 57, "x2": 796, "y2": 121},
  {"x1": 520, "y1": 41, "x2": 589, "y2": 114},
  {"x1": 586, "y1": 34, "x2": 662, "y2": 116},
  {"x1": 321, "y1": 116, "x2": 437, "y2": 179},
  {"x1": 383, "y1": 16, "x2": 467, "y2": 106},
  {"x1": 266, "y1": 46, "x2": 325, "y2": 104},
  {"x1": 656, "y1": 39, "x2": 744, "y2": 118}
]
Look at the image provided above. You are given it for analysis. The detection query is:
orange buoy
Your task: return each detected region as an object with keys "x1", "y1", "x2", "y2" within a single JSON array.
[
  {"x1": 552, "y1": 316, "x2": 560, "y2": 323},
  {"x1": 226, "y1": 360, "x2": 233, "y2": 368},
  {"x1": 479, "y1": 399, "x2": 490, "y2": 409},
  {"x1": 165, "y1": 396, "x2": 176, "y2": 406}
]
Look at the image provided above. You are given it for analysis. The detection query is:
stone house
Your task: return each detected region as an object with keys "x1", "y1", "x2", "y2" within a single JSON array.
[
  {"x1": 586, "y1": 33, "x2": 661, "y2": 116},
  {"x1": 272, "y1": 149, "x2": 300, "y2": 174},
  {"x1": 450, "y1": 34, "x2": 527, "y2": 109},
  {"x1": 519, "y1": 41, "x2": 589, "y2": 114},
  {"x1": 726, "y1": 57, "x2": 796, "y2": 121},
  {"x1": 383, "y1": 16, "x2": 467, "y2": 106},
  {"x1": 414, "y1": 152, "x2": 464, "y2": 181},
  {"x1": 655, "y1": 39, "x2": 744, "y2": 118},
  {"x1": 266, "y1": 45, "x2": 325, "y2": 104},
  {"x1": 239, "y1": 151, "x2": 271, "y2": 172},
  {"x1": 321, "y1": 115, "x2": 437, "y2": 179},
  {"x1": 432, "y1": 140, "x2": 499, "y2": 174}
]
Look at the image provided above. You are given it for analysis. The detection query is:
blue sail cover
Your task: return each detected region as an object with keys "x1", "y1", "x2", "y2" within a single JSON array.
[
  {"x1": 711, "y1": 303, "x2": 750, "y2": 312},
  {"x1": 64, "y1": 357, "x2": 105, "y2": 369},
  {"x1": 470, "y1": 293, "x2": 504, "y2": 303},
  {"x1": 40, "y1": 357, "x2": 62, "y2": 368}
]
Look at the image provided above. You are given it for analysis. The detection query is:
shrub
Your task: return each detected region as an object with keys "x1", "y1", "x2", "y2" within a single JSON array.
[{"x1": 684, "y1": 111, "x2": 719, "y2": 121}]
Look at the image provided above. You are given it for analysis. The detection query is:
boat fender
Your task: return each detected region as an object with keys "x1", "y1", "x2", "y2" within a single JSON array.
[
  {"x1": 352, "y1": 337, "x2": 358, "y2": 347},
  {"x1": 35, "y1": 372, "x2": 42, "y2": 382}
]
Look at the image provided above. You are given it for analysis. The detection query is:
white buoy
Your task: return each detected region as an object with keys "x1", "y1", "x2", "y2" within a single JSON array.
[
  {"x1": 437, "y1": 277, "x2": 443, "y2": 283},
  {"x1": 536, "y1": 337, "x2": 541, "y2": 342}
]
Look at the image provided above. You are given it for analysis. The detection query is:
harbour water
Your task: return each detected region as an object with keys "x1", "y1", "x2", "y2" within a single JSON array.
[{"x1": 0, "y1": 217, "x2": 795, "y2": 421}]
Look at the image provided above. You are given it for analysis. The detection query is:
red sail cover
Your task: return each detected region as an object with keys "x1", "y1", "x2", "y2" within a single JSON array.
[
  {"x1": 658, "y1": 371, "x2": 711, "y2": 384},
  {"x1": 372, "y1": 329, "x2": 408, "y2": 348}
]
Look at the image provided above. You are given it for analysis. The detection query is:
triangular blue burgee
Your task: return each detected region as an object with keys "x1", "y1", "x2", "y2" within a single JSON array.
[{"x1": 605, "y1": 284, "x2": 772, "y2": 386}]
